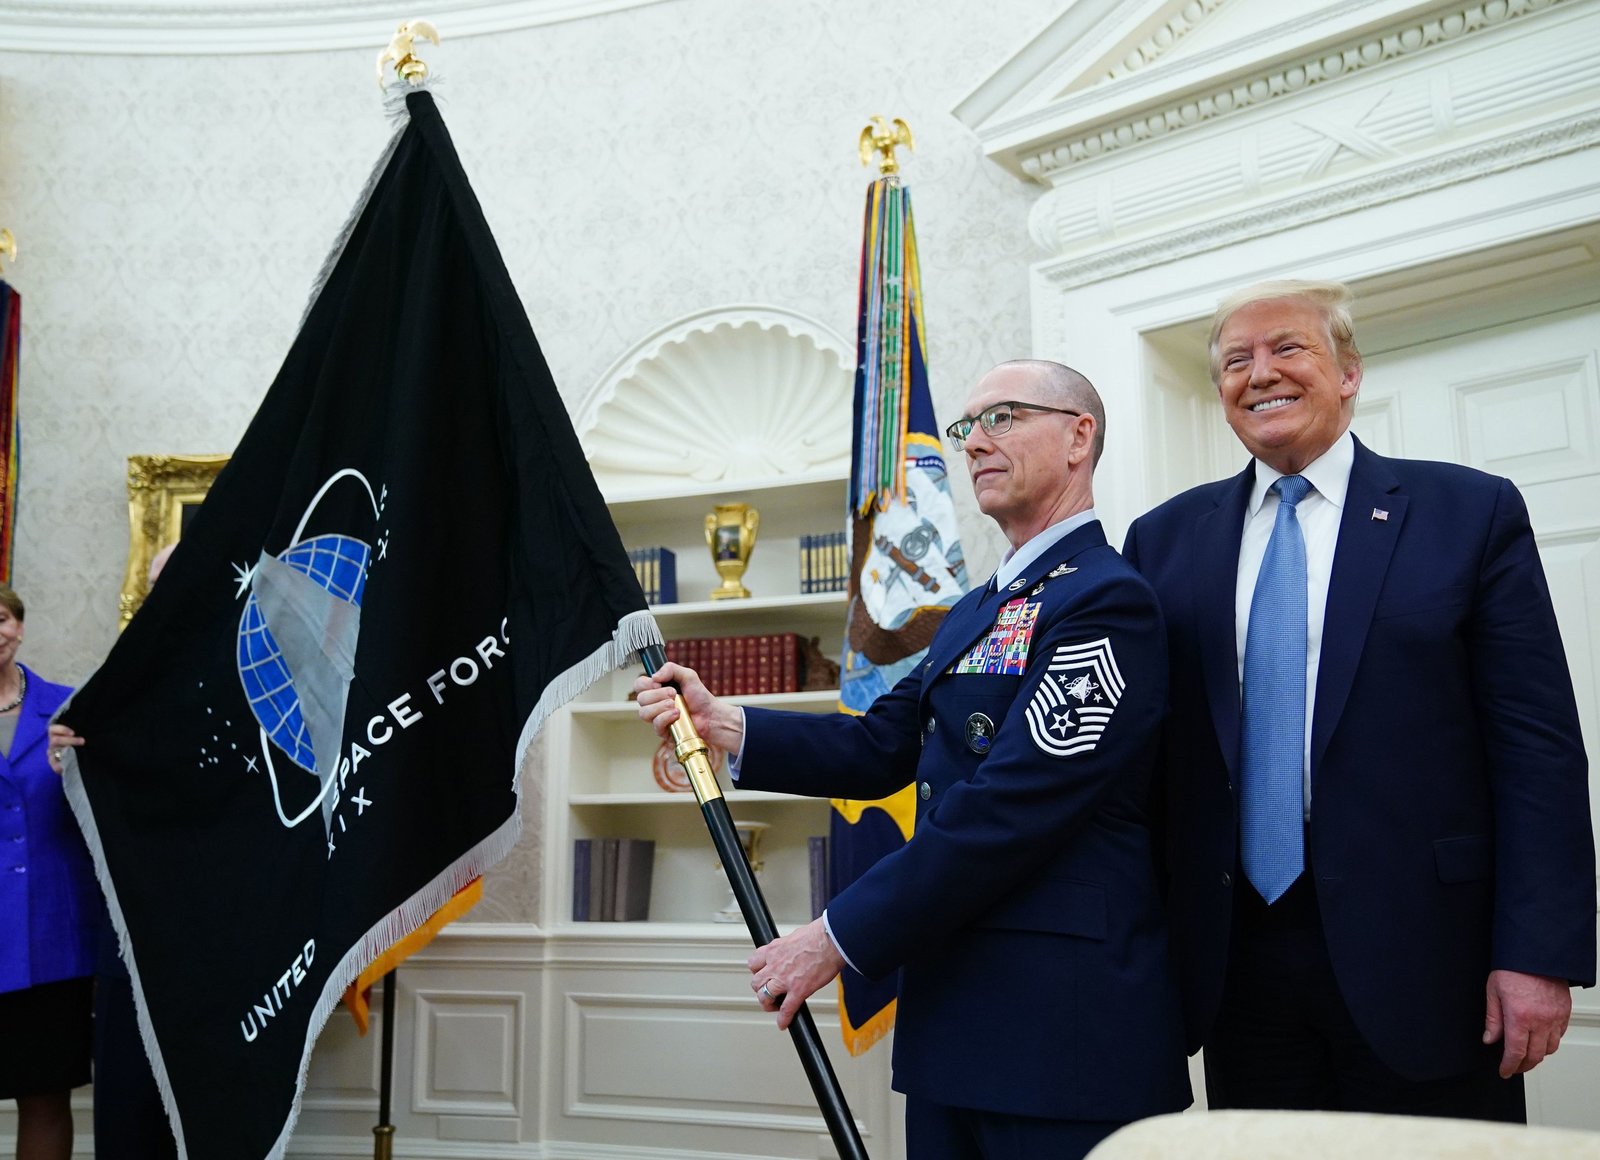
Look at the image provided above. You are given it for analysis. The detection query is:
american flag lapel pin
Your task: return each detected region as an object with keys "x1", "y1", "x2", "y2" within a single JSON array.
[{"x1": 1371, "y1": 508, "x2": 1389, "y2": 521}]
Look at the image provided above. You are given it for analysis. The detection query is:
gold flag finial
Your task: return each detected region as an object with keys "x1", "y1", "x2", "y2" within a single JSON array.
[
  {"x1": 376, "y1": 19, "x2": 440, "y2": 89},
  {"x1": 0, "y1": 230, "x2": 14, "y2": 273},
  {"x1": 858, "y1": 116, "x2": 913, "y2": 176}
]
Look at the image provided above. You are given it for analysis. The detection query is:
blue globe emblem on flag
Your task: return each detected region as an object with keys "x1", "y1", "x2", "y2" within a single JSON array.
[{"x1": 237, "y1": 533, "x2": 371, "y2": 772}]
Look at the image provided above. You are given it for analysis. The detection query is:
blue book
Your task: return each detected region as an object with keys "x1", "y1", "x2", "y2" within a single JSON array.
[
  {"x1": 809, "y1": 835, "x2": 829, "y2": 919},
  {"x1": 655, "y1": 547, "x2": 677, "y2": 605},
  {"x1": 572, "y1": 838, "x2": 592, "y2": 921}
]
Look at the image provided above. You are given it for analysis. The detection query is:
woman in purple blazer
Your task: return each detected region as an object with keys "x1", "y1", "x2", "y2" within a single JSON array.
[{"x1": 0, "y1": 583, "x2": 93, "y2": 1160}]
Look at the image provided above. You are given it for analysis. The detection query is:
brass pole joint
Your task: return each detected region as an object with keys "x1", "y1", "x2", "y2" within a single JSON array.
[{"x1": 668, "y1": 695, "x2": 723, "y2": 803}]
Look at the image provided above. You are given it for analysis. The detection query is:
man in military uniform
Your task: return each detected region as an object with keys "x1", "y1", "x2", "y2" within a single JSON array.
[{"x1": 635, "y1": 360, "x2": 1189, "y2": 1159}]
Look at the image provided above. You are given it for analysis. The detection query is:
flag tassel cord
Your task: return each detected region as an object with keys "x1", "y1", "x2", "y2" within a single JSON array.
[{"x1": 639, "y1": 642, "x2": 870, "y2": 1160}]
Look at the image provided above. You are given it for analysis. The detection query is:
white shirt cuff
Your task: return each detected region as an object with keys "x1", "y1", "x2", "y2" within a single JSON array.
[
  {"x1": 821, "y1": 908, "x2": 861, "y2": 975},
  {"x1": 727, "y1": 707, "x2": 748, "y2": 780}
]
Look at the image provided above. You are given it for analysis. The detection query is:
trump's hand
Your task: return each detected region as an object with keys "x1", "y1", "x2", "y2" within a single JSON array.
[
  {"x1": 1484, "y1": 968, "x2": 1572, "y2": 1077},
  {"x1": 632, "y1": 662, "x2": 744, "y2": 754},
  {"x1": 747, "y1": 918, "x2": 845, "y2": 1031},
  {"x1": 47, "y1": 724, "x2": 84, "y2": 776}
]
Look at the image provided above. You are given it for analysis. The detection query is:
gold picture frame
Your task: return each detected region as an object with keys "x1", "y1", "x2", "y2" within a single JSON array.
[{"x1": 120, "y1": 454, "x2": 228, "y2": 629}]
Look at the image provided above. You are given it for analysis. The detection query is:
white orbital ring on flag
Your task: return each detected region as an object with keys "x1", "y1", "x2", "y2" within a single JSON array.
[
  {"x1": 290, "y1": 467, "x2": 379, "y2": 544},
  {"x1": 260, "y1": 726, "x2": 336, "y2": 828}
]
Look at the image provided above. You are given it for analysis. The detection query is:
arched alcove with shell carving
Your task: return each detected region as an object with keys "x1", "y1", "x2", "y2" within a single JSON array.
[{"x1": 574, "y1": 305, "x2": 854, "y2": 498}]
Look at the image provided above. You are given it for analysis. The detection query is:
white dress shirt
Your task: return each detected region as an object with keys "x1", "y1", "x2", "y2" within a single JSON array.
[
  {"x1": 992, "y1": 507, "x2": 1099, "y2": 592},
  {"x1": 1234, "y1": 430, "x2": 1353, "y2": 813}
]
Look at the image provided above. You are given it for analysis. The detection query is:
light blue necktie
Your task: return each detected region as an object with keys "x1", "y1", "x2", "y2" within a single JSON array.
[{"x1": 1240, "y1": 474, "x2": 1312, "y2": 904}]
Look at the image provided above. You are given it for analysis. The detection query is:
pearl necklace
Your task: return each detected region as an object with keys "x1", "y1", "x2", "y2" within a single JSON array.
[{"x1": 0, "y1": 666, "x2": 24, "y2": 714}]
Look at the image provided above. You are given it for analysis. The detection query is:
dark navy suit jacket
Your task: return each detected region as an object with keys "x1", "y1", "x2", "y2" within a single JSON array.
[
  {"x1": 740, "y1": 521, "x2": 1190, "y2": 1121},
  {"x1": 1123, "y1": 437, "x2": 1595, "y2": 1081}
]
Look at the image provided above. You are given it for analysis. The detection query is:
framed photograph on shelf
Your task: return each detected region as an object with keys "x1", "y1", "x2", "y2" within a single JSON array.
[{"x1": 119, "y1": 453, "x2": 228, "y2": 629}]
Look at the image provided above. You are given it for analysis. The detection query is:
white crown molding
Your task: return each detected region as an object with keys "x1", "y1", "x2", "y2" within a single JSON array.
[
  {"x1": 1016, "y1": 0, "x2": 1576, "y2": 183},
  {"x1": 954, "y1": 0, "x2": 1235, "y2": 132},
  {"x1": 958, "y1": 0, "x2": 1577, "y2": 181},
  {"x1": 1032, "y1": 107, "x2": 1600, "y2": 287},
  {"x1": 574, "y1": 304, "x2": 853, "y2": 494},
  {"x1": 958, "y1": 0, "x2": 1424, "y2": 162},
  {"x1": 1096, "y1": 0, "x2": 1231, "y2": 87},
  {"x1": 0, "y1": 0, "x2": 678, "y2": 54}
]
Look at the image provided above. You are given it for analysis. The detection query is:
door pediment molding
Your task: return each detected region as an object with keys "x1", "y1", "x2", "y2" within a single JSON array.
[
  {"x1": 959, "y1": 0, "x2": 1581, "y2": 183},
  {"x1": 1033, "y1": 107, "x2": 1600, "y2": 286}
]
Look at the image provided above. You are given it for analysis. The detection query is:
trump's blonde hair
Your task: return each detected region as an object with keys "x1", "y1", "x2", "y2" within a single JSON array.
[{"x1": 1208, "y1": 279, "x2": 1360, "y2": 384}]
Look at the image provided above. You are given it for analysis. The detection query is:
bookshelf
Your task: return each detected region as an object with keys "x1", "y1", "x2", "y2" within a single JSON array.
[{"x1": 544, "y1": 474, "x2": 850, "y2": 933}]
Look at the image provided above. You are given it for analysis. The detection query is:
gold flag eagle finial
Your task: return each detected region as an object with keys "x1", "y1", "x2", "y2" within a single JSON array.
[
  {"x1": 376, "y1": 19, "x2": 441, "y2": 89},
  {"x1": 0, "y1": 230, "x2": 14, "y2": 273},
  {"x1": 859, "y1": 116, "x2": 913, "y2": 177}
]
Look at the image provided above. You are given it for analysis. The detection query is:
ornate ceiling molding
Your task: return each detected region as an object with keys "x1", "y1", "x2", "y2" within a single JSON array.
[
  {"x1": 1017, "y1": 0, "x2": 1572, "y2": 182},
  {"x1": 1033, "y1": 106, "x2": 1600, "y2": 288},
  {"x1": 575, "y1": 305, "x2": 853, "y2": 494},
  {"x1": 0, "y1": 0, "x2": 678, "y2": 54},
  {"x1": 1096, "y1": 0, "x2": 1229, "y2": 88}
]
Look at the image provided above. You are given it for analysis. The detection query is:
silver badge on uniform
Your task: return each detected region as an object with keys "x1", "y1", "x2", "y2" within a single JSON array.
[
  {"x1": 1007, "y1": 577, "x2": 1028, "y2": 592},
  {"x1": 1047, "y1": 563, "x2": 1077, "y2": 578},
  {"x1": 965, "y1": 712, "x2": 995, "y2": 755}
]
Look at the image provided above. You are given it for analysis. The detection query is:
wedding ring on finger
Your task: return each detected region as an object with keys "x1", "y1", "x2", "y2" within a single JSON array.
[{"x1": 758, "y1": 984, "x2": 775, "y2": 1003}]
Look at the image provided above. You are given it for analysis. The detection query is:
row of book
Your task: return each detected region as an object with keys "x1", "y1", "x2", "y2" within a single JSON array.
[
  {"x1": 628, "y1": 533, "x2": 852, "y2": 604},
  {"x1": 664, "y1": 632, "x2": 841, "y2": 697},
  {"x1": 808, "y1": 835, "x2": 829, "y2": 921},
  {"x1": 572, "y1": 837, "x2": 655, "y2": 921},
  {"x1": 627, "y1": 546, "x2": 677, "y2": 605},
  {"x1": 800, "y1": 531, "x2": 850, "y2": 594}
]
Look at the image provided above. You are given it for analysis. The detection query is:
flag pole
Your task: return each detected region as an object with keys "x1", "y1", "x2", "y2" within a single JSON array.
[
  {"x1": 372, "y1": 969, "x2": 397, "y2": 1160},
  {"x1": 638, "y1": 643, "x2": 870, "y2": 1160},
  {"x1": 366, "y1": 31, "x2": 435, "y2": 1160}
]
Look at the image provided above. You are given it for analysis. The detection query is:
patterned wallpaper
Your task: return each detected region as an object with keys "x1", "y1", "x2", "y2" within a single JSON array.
[{"x1": 0, "y1": 0, "x2": 1042, "y2": 920}]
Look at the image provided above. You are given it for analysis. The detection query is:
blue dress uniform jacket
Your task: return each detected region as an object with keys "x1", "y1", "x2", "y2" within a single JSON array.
[
  {"x1": 741, "y1": 521, "x2": 1190, "y2": 1122},
  {"x1": 0, "y1": 665, "x2": 96, "y2": 993},
  {"x1": 1123, "y1": 438, "x2": 1596, "y2": 1081}
]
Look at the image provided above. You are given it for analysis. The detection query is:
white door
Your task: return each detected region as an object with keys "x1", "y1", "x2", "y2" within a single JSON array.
[{"x1": 1360, "y1": 303, "x2": 1600, "y2": 1129}]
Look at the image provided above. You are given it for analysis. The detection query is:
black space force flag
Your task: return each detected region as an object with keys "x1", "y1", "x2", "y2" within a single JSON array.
[{"x1": 59, "y1": 89, "x2": 658, "y2": 1158}]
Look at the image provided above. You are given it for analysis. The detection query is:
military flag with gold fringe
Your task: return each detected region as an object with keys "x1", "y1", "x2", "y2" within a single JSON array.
[{"x1": 832, "y1": 173, "x2": 968, "y2": 1054}]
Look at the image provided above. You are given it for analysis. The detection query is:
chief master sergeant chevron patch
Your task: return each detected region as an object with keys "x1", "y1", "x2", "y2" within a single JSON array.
[{"x1": 1024, "y1": 637, "x2": 1124, "y2": 757}]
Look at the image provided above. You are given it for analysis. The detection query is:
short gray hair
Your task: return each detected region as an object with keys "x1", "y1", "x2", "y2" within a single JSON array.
[
  {"x1": 1208, "y1": 279, "x2": 1360, "y2": 384},
  {"x1": 994, "y1": 359, "x2": 1106, "y2": 466}
]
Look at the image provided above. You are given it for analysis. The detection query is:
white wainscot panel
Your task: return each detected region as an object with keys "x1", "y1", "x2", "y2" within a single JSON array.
[
  {"x1": 565, "y1": 991, "x2": 853, "y2": 1134},
  {"x1": 1455, "y1": 355, "x2": 1599, "y2": 483},
  {"x1": 1350, "y1": 392, "x2": 1402, "y2": 457},
  {"x1": 412, "y1": 989, "x2": 524, "y2": 1118},
  {"x1": 302, "y1": 1001, "x2": 382, "y2": 1113},
  {"x1": 1527, "y1": 1008, "x2": 1600, "y2": 1131}
]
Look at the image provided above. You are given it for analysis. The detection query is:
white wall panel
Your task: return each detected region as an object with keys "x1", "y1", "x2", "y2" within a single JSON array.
[{"x1": 414, "y1": 990, "x2": 524, "y2": 1116}]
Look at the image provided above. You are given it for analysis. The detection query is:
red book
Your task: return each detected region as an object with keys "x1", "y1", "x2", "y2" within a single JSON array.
[
  {"x1": 691, "y1": 638, "x2": 708, "y2": 693},
  {"x1": 735, "y1": 635, "x2": 752, "y2": 697},
  {"x1": 709, "y1": 637, "x2": 726, "y2": 699},
  {"x1": 780, "y1": 632, "x2": 799, "y2": 693},
  {"x1": 757, "y1": 634, "x2": 773, "y2": 696}
]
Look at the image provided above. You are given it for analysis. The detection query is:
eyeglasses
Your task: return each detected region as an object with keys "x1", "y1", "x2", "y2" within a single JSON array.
[{"x1": 945, "y1": 401, "x2": 1083, "y2": 450}]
